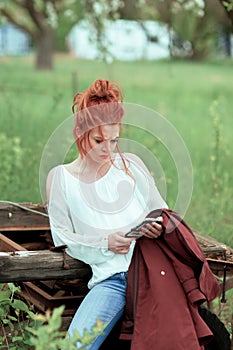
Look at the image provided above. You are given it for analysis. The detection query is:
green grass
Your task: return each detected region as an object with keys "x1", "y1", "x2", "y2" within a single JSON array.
[
  {"x1": 0, "y1": 54, "x2": 233, "y2": 248},
  {"x1": 0, "y1": 54, "x2": 233, "y2": 339}
]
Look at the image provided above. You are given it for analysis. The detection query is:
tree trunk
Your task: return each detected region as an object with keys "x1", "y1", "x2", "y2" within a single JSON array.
[
  {"x1": 218, "y1": 0, "x2": 233, "y2": 28},
  {"x1": 35, "y1": 27, "x2": 55, "y2": 70}
]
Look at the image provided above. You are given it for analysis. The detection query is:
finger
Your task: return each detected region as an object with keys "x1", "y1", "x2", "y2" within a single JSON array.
[
  {"x1": 117, "y1": 247, "x2": 130, "y2": 254},
  {"x1": 142, "y1": 223, "x2": 160, "y2": 234},
  {"x1": 151, "y1": 222, "x2": 163, "y2": 231},
  {"x1": 117, "y1": 241, "x2": 131, "y2": 248},
  {"x1": 141, "y1": 225, "x2": 161, "y2": 239},
  {"x1": 118, "y1": 232, "x2": 136, "y2": 242},
  {"x1": 148, "y1": 224, "x2": 162, "y2": 234},
  {"x1": 142, "y1": 232, "x2": 155, "y2": 239},
  {"x1": 140, "y1": 227, "x2": 155, "y2": 239}
]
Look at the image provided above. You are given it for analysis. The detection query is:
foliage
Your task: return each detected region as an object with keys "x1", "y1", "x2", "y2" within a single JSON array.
[
  {"x1": 153, "y1": 0, "x2": 229, "y2": 60},
  {"x1": 0, "y1": 283, "x2": 35, "y2": 349},
  {"x1": 212, "y1": 289, "x2": 233, "y2": 335},
  {"x1": 0, "y1": 283, "x2": 104, "y2": 350},
  {"x1": 56, "y1": 6, "x2": 84, "y2": 52},
  {"x1": 26, "y1": 307, "x2": 104, "y2": 350},
  {"x1": 222, "y1": 0, "x2": 233, "y2": 12},
  {"x1": 1, "y1": 0, "x2": 230, "y2": 68},
  {"x1": 0, "y1": 133, "x2": 24, "y2": 200},
  {"x1": 0, "y1": 0, "x2": 121, "y2": 68},
  {"x1": 198, "y1": 99, "x2": 231, "y2": 239}
]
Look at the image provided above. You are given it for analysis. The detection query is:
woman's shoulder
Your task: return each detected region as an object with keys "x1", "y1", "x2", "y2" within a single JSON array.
[
  {"x1": 46, "y1": 165, "x2": 60, "y2": 198},
  {"x1": 48, "y1": 159, "x2": 79, "y2": 178},
  {"x1": 124, "y1": 152, "x2": 151, "y2": 176},
  {"x1": 124, "y1": 152, "x2": 143, "y2": 163},
  {"x1": 47, "y1": 164, "x2": 64, "y2": 180}
]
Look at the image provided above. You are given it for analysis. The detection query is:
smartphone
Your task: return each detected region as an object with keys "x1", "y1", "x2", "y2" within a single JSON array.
[{"x1": 125, "y1": 217, "x2": 162, "y2": 238}]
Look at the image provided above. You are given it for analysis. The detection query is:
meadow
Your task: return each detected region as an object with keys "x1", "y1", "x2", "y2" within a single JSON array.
[
  {"x1": 0, "y1": 54, "x2": 233, "y2": 337},
  {"x1": 1, "y1": 55, "x2": 232, "y2": 247}
]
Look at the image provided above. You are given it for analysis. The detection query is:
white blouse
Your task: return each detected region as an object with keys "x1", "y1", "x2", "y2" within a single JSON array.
[{"x1": 48, "y1": 153, "x2": 167, "y2": 288}]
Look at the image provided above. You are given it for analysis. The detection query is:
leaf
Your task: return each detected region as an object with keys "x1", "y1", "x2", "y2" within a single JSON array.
[
  {"x1": 8, "y1": 283, "x2": 20, "y2": 295},
  {"x1": 12, "y1": 336, "x2": 24, "y2": 343},
  {"x1": 12, "y1": 299, "x2": 31, "y2": 312},
  {"x1": 0, "y1": 289, "x2": 12, "y2": 301}
]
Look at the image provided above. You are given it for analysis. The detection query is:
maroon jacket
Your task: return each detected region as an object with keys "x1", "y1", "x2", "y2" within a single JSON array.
[{"x1": 120, "y1": 209, "x2": 220, "y2": 350}]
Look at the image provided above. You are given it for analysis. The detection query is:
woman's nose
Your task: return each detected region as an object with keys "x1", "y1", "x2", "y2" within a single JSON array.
[
  {"x1": 103, "y1": 141, "x2": 111, "y2": 152},
  {"x1": 102, "y1": 141, "x2": 110, "y2": 153}
]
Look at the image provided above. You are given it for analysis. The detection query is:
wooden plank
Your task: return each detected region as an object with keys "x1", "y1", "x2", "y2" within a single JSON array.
[
  {"x1": 0, "y1": 249, "x2": 232, "y2": 284},
  {"x1": 20, "y1": 281, "x2": 84, "y2": 314},
  {"x1": 0, "y1": 202, "x2": 49, "y2": 230},
  {"x1": 207, "y1": 258, "x2": 233, "y2": 276},
  {"x1": 194, "y1": 230, "x2": 228, "y2": 253},
  {"x1": 0, "y1": 225, "x2": 50, "y2": 232},
  {"x1": 0, "y1": 233, "x2": 27, "y2": 251},
  {"x1": 0, "y1": 250, "x2": 91, "y2": 282}
]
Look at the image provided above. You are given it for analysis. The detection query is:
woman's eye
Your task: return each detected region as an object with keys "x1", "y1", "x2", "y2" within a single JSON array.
[
  {"x1": 111, "y1": 139, "x2": 118, "y2": 144},
  {"x1": 95, "y1": 139, "x2": 102, "y2": 144}
]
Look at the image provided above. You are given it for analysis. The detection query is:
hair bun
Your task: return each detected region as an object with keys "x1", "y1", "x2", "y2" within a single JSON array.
[
  {"x1": 92, "y1": 79, "x2": 110, "y2": 98},
  {"x1": 72, "y1": 79, "x2": 123, "y2": 113}
]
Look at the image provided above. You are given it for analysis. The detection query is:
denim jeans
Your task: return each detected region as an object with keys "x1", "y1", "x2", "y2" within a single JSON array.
[{"x1": 68, "y1": 272, "x2": 127, "y2": 349}]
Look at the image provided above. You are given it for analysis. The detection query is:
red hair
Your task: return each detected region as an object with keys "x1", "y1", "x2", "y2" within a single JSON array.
[
  {"x1": 72, "y1": 79, "x2": 134, "y2": 180},
  {"x1": 72, "y1": 79, "x2": 124, "y2": 158}
]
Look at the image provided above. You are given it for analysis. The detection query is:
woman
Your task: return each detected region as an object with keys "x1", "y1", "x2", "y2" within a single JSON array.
[{"x1": 46, "y1": 79, "x2": 167, "y2": 349}]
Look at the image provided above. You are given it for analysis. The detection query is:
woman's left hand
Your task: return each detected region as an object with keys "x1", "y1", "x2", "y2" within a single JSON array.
[{"x1": 140, "y1": 218, "x2": 164, "y2": 239}]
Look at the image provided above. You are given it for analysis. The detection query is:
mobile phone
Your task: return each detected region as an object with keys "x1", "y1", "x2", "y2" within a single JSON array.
[{"x1": 125, "y1": 217, "x2": 162, "y2": 238}]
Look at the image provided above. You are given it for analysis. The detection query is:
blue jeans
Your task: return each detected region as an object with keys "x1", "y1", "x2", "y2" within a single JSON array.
[{"x1": 68, "y1": 272, "x2": 127, "y2": 349}]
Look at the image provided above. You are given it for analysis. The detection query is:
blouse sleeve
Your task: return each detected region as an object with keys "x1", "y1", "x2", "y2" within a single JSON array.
[
  {"x1": 146, "y1": 173, "x2": 168, "y2": 212},
  {"x1": 125, "y1": 153, "x2": 168, "y2": 212},
  {"x1": 47, "y1": 166, "x2": 115, "y2": 265}
]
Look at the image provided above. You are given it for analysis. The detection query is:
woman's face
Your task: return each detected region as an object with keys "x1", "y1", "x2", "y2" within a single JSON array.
[{"x1": 85, "y1": 124, "x2": 120, "y2": 163}]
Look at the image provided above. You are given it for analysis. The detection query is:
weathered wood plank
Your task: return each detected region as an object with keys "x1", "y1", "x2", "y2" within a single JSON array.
[
  {"x1": 207, "y1": 258, "x2": 233, "y2": 276},
  {"x1": 0, "y1": 202, "x2": 49, "y2": 230},
  {"x1": 0, "y1": 233, "x2": 27, "y2": 252},
  {"x1": 0, "y1": 225, "x2": 50, "y2": 232},
  {"x1": 194, "y1": 230, "x2": 228, "y2": 253},
  {"x1": 1, "y1": 249, "x2": 233, "y2": 284},
  {"x1": 20, "y1": 281, "x2": 85, "y2": 314},
  {"x1": 0, "y1": 250, "x2": 91, "y2": 282}
]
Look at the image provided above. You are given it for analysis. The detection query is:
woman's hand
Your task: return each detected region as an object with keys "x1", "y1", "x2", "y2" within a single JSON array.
[
  {"x1": 108, "y1": 232, "x2": 135, "y2": 254},
  {"x1": 140, "y1": 218, "x2": 164, "y2": 239}
]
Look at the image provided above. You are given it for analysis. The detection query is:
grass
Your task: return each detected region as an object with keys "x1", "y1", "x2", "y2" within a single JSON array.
[
  {"x1": 1, "y1": 54, "x2": 233, "y2": 246},
  {"x1": 0, "y1": 53, "x2": 232, "y2": 341}
]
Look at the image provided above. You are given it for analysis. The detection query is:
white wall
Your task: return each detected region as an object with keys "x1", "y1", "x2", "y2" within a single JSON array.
[
  {"x1": 67, "y1": 19, "x2": 170, "y2": 61},
  {"x1": 0, "y1": 23, "x2": 30, "y2": 55}
]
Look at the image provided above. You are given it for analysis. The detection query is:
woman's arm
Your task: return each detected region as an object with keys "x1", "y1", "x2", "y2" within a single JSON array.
[
  {"x1": 124, "y1": 152, "x2": 168, "y2": 211},
  {"x1": 46, "y1": 166, "x2": 134, "y2": 264}
]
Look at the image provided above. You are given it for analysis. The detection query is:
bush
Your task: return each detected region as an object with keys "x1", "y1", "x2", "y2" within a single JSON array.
[{"x1": 0, "y1": 283, "x2": 104, "y2": 350}]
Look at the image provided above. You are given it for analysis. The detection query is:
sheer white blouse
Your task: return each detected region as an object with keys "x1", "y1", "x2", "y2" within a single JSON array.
[{"x1": 47, "y1": 153, "x2": 167, "y2": 288}]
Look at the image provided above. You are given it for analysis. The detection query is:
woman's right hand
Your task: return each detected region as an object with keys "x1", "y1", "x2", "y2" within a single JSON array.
[{"x1": 108, "y1": 232, "x2": 135, "y2": 254}]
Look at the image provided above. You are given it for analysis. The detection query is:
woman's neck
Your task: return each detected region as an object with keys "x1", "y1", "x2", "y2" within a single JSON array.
[{"x1": 72, "y1": 156, "x2": 114, "y2": 182}]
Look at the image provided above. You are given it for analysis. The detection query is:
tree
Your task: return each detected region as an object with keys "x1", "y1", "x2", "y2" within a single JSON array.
[
  {"x1": 218, "y1": 0, "x2": 233, "y2": 26},
  {"x1": 0, "y1": 0, "x2": 65, "y2": 69},
  {"x1": 138, "y1": 0, "x2": 231, "y2": 60},
  {"x1": 115, "y1": 0, "x2": 232, "y2": 59},
  {"x1": 0, "y1": 0, "x2": 120, "y2": 70}
]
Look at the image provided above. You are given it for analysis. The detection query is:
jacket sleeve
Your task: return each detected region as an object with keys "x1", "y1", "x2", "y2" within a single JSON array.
[{"x1": 161, "y1": 209, "x2": 221, "y2": 302}]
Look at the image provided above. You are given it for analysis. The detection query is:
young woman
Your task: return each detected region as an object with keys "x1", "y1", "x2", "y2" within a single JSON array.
[{"x1": 46, "y1": 79, "x2": 167, "y2": 349}]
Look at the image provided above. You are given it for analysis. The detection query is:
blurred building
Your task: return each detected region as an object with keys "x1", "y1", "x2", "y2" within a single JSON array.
[
  {"x1": 67, "y1": 19, "x2": 170, "y2": 61},
  {"x1": 0, "y1": 23, "x2": 31, "y2": 55}
]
